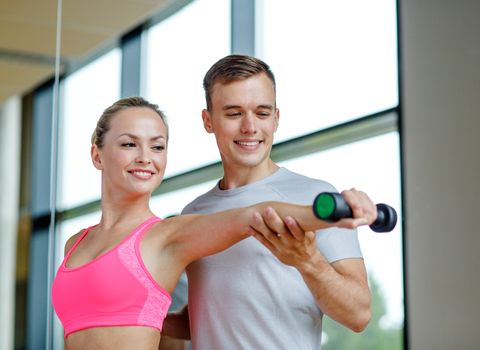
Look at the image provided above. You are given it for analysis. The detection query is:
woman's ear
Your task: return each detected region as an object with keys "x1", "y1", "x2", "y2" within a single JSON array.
[{"x1": 91, "y1": 144, "x2": 103, "y2": 170}]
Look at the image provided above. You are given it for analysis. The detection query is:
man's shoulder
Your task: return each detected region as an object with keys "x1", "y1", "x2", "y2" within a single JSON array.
[
  {"x1": 273, "y1": 167, "x2": 337, "y2": 194},
  {"x1": 182, "y1": 168, "x2": 339, "y2": 212},
  {"x1": 182, "y1": 185, "x2": 217, "y2": 214}
]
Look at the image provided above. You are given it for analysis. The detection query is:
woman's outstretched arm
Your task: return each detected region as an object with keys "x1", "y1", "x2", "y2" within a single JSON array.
[{"x1": 166, "y1": 189, "x2": 376, "y2": 265}]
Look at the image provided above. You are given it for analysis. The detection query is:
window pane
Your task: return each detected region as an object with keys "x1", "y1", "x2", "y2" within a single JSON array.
[
  {"x1": 280, "y1": 132, "x2": 403, "y2": 348},
  {"x1": 145, "y1": 0, "x2": 230, "y2": 177},
  {"x1": 260, "y1": 0, "x2": 399, "y2": 142},
  {"x1": 58, "y1": 49, "x2": 121, "y2": 209},
  {"x1": 150, "y1": 181, "x2": 217, "y2": 218}
]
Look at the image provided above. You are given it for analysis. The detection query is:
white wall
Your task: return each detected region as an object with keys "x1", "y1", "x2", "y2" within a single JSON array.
[
  {"x1": 0, "y1": 96, "x2": 21, "y2": 350},
  {"x1": 401, "y1": 0, "x2": 480, "y2": 348}
]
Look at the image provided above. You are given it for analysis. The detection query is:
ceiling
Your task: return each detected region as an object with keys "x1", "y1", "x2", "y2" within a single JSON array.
[{"x1": 0, "y1": 0, "x2": 184, "y2": 104}]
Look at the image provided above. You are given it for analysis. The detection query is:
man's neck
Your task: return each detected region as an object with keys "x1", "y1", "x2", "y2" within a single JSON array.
[{"x1": 219, "y1": 160, "x2": 279, "y2": 190}]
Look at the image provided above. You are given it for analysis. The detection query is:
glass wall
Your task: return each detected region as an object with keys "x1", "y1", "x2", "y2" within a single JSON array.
[
  {"x1": 256, "y1": 3, "x2": 403, "y2": 344},
  {"x1": 259, "y1": 0, "x2": 398, "y2": 141},
  {"x1": 58, "y1": 49, "x2": 121, "y2": 210},
  {"x1": 145, "y1": 0, "x2": 230, "y2": 177},
  {"x1": 281, "y1": 133, "x2": 403, "y2": 349}
]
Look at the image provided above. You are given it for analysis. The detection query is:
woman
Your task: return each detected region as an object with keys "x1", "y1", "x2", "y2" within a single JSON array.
[{"x1": 52, "y1": 97, "x2": 376, "y2": 350}]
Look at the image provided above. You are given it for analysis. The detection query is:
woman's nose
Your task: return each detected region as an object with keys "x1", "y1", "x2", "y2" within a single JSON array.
[{"x1": 135, "y1": 149, "x2": 151, "y2": 164}]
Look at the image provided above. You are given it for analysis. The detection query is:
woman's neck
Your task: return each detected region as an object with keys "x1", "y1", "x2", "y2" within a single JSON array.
[{"x1": 99, "y1": 194, "x2": 153, "y2": 230}]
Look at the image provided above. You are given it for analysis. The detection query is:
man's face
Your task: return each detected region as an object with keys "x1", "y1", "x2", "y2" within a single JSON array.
[{"x1": 202, "y1": 73, "x2": 279, "y2": 172}]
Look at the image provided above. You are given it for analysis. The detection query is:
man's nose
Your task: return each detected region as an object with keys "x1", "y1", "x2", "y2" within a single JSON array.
[{"x1": 240, "y1": 113, "x2": 257, "y2": 134}]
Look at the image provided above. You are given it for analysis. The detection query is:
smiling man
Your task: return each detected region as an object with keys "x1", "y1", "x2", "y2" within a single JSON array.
[{"x1": 175, "y1": 54, "x2": 372, "y2": 349}]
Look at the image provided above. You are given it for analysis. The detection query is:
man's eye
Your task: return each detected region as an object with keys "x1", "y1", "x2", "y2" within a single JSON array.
[{"x1": 226, "y1": 112, "x2": 241, "y2": 117}]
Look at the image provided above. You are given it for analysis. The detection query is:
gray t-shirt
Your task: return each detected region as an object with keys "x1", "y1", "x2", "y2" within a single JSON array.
[{"x1": 183, "y1": 167, "x2": 363, "y2": 349}]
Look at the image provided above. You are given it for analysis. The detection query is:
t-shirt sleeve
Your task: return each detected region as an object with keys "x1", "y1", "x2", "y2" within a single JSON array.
[
  {"x1": 278, "y1": 172, "x2": 363, "y2": 262},
  {"x1": 316, "y1": 227, "x2": 363, "y2": 263}
]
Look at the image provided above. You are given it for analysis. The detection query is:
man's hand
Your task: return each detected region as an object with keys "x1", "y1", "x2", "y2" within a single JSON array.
[
  {"x1": 249, "y1": 188, "x2": 377, "y2": 264},
  {"x1": 248, "y1": 188, "x2": 373, "y2": 332},
  {"x1": 161, "y1": 305, "x2": 190, "y2": 341},
  {"x1": 249, "y1": 207, "x2": 318, "y2": 268},
  {"x1": 339, "y1": 188, "x2": 378, "y2": 226}
]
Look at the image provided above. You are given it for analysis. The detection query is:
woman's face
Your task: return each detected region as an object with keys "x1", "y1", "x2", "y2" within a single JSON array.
[{"x1": 91, "y1": 106, "x2": 168, "y2": 198}]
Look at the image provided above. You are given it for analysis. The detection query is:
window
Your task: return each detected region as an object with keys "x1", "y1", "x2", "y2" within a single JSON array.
[
  {"x1": 259, "y1": 0, "x2": 398, "y2": 141},
  {"x1": 281, "y1": 132, "x2": 403, "y2": 349},
  {"x1": 58, "y1": 49, "x2": 121, "y2": 209},
  {"x1": 150, "y1": 181, "x2": 217, "y2": 218},
  {"x1": 145, "y1": 0, "x2": 230, "y2": 177}
]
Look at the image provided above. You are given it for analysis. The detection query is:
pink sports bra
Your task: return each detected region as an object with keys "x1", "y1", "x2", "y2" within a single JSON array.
[{"x1": 52, "y1": 216, "x2": 172, "y2": 338}]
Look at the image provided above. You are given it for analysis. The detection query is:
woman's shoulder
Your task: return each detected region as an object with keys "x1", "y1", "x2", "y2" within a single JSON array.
[
  {"x1": 149, "y1": 214, "x2": 198, "y2": 236},
  {"x1": 64, "y1": 229, "x2": 85, "y2": 255},
  {"x1": 146, "y1": 214, "x2": 204, "y2": 254},
  {"x1": 141, "y1": 216, "x2": 195, "y2": 265}
]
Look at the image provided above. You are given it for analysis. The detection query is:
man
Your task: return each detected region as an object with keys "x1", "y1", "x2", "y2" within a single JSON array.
[{"x1": 167, "y1": 54, "x2": 371, "y2": 349}]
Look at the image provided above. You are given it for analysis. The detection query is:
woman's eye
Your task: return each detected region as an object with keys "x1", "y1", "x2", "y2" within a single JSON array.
[
  {"x1": 152, "y1": 145, "x2": 165, "y2": 151},
  {"x1": 121, "y1": 142, "x2": 136, "y2": 148}
]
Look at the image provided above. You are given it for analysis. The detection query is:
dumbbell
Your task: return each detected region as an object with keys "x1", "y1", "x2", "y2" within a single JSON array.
[{"x1": 313, "y1": 192, "x2": 397, "y2": 232}]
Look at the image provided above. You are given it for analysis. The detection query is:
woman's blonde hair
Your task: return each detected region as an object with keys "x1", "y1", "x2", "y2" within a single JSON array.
[{"x1": 91, "y1": 96, "x2": 168, "y2": 148}]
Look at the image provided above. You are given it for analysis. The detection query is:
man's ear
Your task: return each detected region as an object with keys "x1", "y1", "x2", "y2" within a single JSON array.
[
  {"x1": 273, "y1": 108, "x2": 280, "y2": 132},
  {"x1": 202, "y1": 109, "x2": 214, "y2": 133},
  {"x1": 91, "y1": 144, "x2": 103, "y2": 170}
]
